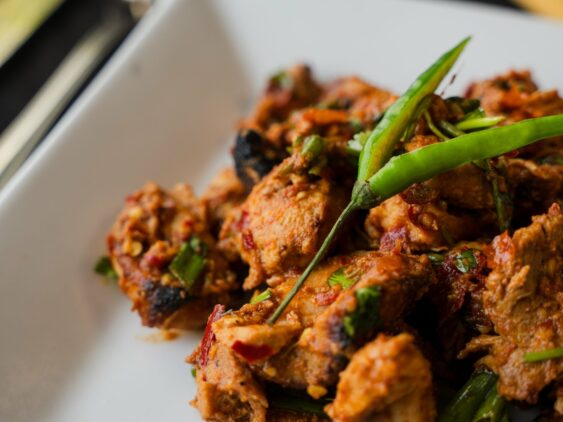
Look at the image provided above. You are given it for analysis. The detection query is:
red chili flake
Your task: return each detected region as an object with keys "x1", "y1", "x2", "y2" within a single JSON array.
[
  {"x1": 231, "y1": 341, "x2": 273, "y2": 363},
  {"x1": 242, "y1": 231, "x2": 256, "y2": 250},
  {"x1": 106, "y1": 234, "x2": 115, "y2": 251},
  {"x1": 125, "y1": 191, "x2": 142, "y2": 203},
  {"x1": 145, "y1": 253, "x2": 166, "y2": 268},
  {"x1": 236, "y1": 210, "x2": 250, "y2": 231},
  {"x1": 503, "y1": 150, "x2": 519, "y2": 158},
  {"x1": 198, "y1": 304, "x2": 225, "y2": 367},
  {"x1": 314, "y1": 289, "x2": 339, "y2": 306}
]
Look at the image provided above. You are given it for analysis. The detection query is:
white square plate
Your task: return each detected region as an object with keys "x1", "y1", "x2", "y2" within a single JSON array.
[{"x1": 1, "y1": 0, "x2": 561, "y2": 420}]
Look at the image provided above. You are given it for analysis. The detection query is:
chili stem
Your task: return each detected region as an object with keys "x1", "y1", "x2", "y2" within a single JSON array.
[
  {"x1": 524, "y1": 347, "x2": 563, "y2": 362},
  {"x1": 267, "y1": 200, "x2": 358, "y2": 323}
]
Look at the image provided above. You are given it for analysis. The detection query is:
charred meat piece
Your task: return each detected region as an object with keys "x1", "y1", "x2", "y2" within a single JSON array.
[
  {"x1": 326, "y1": 333, "x2": 436, "y2": 422},
  {"x1": 462, "y1": 204, "x2": 563, "y2": 403},
  {"x1": 108, "y1": 182, "x2": 239, "y2": 329},
  {"x1": 233, "y1": 129, "x2": 285, "y2": 191}
]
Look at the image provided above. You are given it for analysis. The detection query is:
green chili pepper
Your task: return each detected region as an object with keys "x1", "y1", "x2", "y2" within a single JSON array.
[
  {"x1": 267, "y1": 39, "x2": 470, "y2": 324},
  {"x1": 266, "y1": 38, "x2": 563, "y2": 325},
  {"x1": 355, "y1": 115, "x2": 563, "y2": 208},
  {"x1": 439, "y1": 371, "x2": 497, "y2": 422},
  {"x1": 356, "y1": 37, "x2": 470, "y2": 183}
]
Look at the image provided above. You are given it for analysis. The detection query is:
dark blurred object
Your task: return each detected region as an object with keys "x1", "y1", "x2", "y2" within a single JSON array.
[
  {"x1": 0, "y1": 0, "x2": 135, "y2": 134},
  {"x1": 455, "y1": 0, "x2": 521, "y2": 8},
  {"x1": 0, "y1": 0, "x2": 143, "y2": 189}
]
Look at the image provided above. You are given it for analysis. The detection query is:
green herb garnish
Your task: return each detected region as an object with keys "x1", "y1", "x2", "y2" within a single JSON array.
[
  {"x1": 343, "y1": 286, "x2": 382, "y2": 339},
  {"x1": 327, "y1": 267, "x2": 358, "y2": 289},
  {"x1": 250, "y1": 288, "x2": 272, "y2": 305},
  {"x1": 427, "y1": 252, "x2": 445, "y2": 265},
  {"x1": 453, "y1": 249, "x2": 478, "y2": 273},
  {"x1": 94, "y1": 255, "x2": 118, "y2": 280},
  {"x1": 524, "y1": 347, "x2": 563, "y2": 363},
  {"x1": 191, "y1": 367, "x2": 197, "y2": 378},
  {"x1": 169, "y1": 236, "x2": 207, "y2": 289},
  {"x1": 270, "y1": 70, "x2": 293, "y2": 90},
  {"x1": 346, "y1": 131, "x2": 370, "y2": 156}
]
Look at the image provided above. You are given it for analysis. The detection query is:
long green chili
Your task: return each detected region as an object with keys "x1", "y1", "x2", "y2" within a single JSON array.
[
  {"x1": 356, "y1": 37, "x2": 470, "y2": 183},
  {"x1": 267, "y1": 38, "x2": 563, "y2": 325},
  {"x1": 266, "y1": 39, "x2": 470, "y2": 324},
  {"x1": 355, "y1": 115, "x2": 563, "y2": 208}
]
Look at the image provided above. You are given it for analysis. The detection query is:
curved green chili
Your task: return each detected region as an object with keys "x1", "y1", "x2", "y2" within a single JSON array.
[
  {"x1": 356, "y1": 37, "x2": 470, "y2": 183},
  {"x1": 267, "y1": 38, "x2": 471, "y2": 324},
  {"x1": 266, "y1": 39, "x2": 563, "y2": 325},
  {"x1": 355, "y1": 115, "x2": 563, "y2": 208}
]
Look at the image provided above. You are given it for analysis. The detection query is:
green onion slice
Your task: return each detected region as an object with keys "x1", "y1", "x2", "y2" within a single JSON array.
[
  {"x1": 169, "y1": 236, "x2": 207, "y2": 289},
  {"x1": 94, "y1": 255, "x2": 118, "y2": 280},
  {"x1": 250, "y1": 288, "x2": 272, "y2": 305},
  {"x1": 327, "y1": 267, "x2": 359, "y2": 289},
  {"x1": 453, "y1": 249, "x2": 477, "y2": 273},
  {"x1": 343, "y1": 286, "x2": 381, "y2": 339}
]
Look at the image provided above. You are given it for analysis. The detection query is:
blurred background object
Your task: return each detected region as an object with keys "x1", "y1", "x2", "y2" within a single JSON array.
[
  {"x1": 0, "y1": 0, "x2": 559, "y2": 190},
  {"x1": 514, "y1": 0, "x2": 563, "y2": 19},
  {"x1": 0, "y1": 0, "x2": 148, "y2": 189}
]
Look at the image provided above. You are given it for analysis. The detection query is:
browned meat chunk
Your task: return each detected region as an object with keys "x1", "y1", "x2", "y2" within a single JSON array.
[
  {"x1": 210, "y1": 252, "x2": 433, "y2": 390},
  {"x1": 242, "y1": 64, "x2": 322, "y2": 147},
  {"x1": 466, "y1": 70, "x2": 563, "y2": 124},
  {"x1": 219, "y1": 148, "x2": 349, "y2": 290},
  {"x1": 466, "y1": 70, "x2": 563, "y2": 161},
  {"x1": 365, "y1": 194, "x2": 488, "y2": 253},
  {"x1": 108, "y1": 182, "x2": 239, "y2": 329},
  {"x1": 462, "y1": 204, "x2": 563, "y2": 403},
  {"x1": 200, "y1": 167, "x2": 247, "y2": 233},
  {"x1": 320, "y1": 76, "x2": 397, "y2": 124},
  {"x1": 326, "y1": 333, "x2": 436, "y2": 422},
  {"x1": 507, "y1": 158, "x2": 563, "y2": 225},
  {"x1": 191, "y1": 340, "x2": 267, "y2": 422}
]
